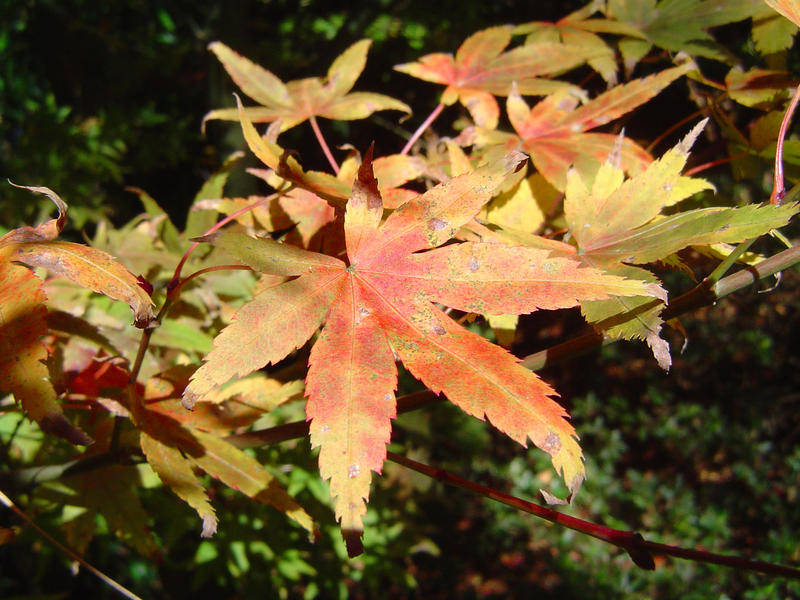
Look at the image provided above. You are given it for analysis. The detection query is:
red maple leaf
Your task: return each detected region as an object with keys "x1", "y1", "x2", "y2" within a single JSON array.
[{"x1": 183, "y1": 149, "x2": 663, "y2": 555}]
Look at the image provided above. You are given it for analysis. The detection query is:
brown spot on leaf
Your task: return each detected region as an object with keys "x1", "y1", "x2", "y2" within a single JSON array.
[
  {"x1": 429, "y1": 218, "x2": 448, "y2": 231},
  {"x1": 541, "y1": 432, "x2": 561, "y2": 454}
]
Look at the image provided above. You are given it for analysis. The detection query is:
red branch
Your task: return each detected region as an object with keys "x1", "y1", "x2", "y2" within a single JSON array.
[{"x1": 386, "y1": 451, "x2": 800, "y2": 579}]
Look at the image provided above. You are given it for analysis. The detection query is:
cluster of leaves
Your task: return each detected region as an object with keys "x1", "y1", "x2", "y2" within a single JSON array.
[{"x1": 2, "y1": 0, "x2": 800, "y2": 595}]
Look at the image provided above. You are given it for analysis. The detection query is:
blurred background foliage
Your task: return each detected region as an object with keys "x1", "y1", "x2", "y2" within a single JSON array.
[
  {"x1": 0, "y1": 0, "x2": 583, "y2": 232},
  {"x1": 2, "y1": 0, "x2": 800, "y2": 598}
]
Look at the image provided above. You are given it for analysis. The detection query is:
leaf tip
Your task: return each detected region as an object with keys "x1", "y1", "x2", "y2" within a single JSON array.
[
  {"x1": 540, "y1": 489, "x2": 568, "y2": 506},
  {"x1": 506, "y1": 150, "x2": 529, "y2": 174},
  {"x1": 200, "y1": 514, "x2": 218, "y2": 538},
  {"x1": 342, "y1": 528, "x2": 364, "y2": 558},
  {"x1": 39, "y1": 412, "x2": 94, "y2": 446},
  {"x1": 645, "y1": 282, "x2": 669, "y2": 304},
  {"x1": 182, "y1": 391, "x2": 198, "y2": 411},
  {"x1": 567, "y1": 472, "x2": 585, "y2": 501},
  {"x1": 677, "y1": 118, "x2": 709, "y2": 155}
]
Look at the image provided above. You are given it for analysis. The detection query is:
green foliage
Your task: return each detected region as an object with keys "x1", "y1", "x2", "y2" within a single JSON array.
[{"x1": 2, "y1": 1, "x2": 800, "y2": 598}]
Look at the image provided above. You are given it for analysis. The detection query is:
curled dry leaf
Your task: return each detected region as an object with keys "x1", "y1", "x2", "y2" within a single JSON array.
[{"x1": 2, "y1": 185, "x2": 155, "y2": 328}]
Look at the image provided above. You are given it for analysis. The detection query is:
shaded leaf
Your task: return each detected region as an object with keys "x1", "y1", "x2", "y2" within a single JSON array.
[
  {"x1": 607, "y1": 0, "x2": 763, "y2": 62},
  {"x1": 0, "y1": 260, "x2": 92, "y2": 445},
  {"x1": 140, "y1": 430, "x2": 218, "y2": 537}
]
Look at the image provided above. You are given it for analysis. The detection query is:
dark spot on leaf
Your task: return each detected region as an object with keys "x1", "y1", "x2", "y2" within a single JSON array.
[
  {"x1": 432, "y1": 325, "x2": 446, "y2": 335},
  {"x1": 541, "y1": 432, "x2": 561, "y2": 453},
  {"x1": 429, "y1": 218, "x2": 448, "y2": 231},
  {"x1": 469, "y1": 257, "x2": 479, "y2": 271},
  {"x1": 136, "y1": 275, "x2": 153, "y2": 296}
]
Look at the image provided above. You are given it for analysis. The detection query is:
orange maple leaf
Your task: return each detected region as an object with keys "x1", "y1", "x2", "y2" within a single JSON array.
[
  {"x1": 395, "y1": 24, "x2": 596, "y2": 129},
  {"x1": 497, "y1": 62, "x2": 692, "y2": 190},
  {"x1": 182, "y1": 147, "x2": 664, "y2": 555},
  {"x1": 0, "y1": 184, "x2": 154, "y2": 445}
]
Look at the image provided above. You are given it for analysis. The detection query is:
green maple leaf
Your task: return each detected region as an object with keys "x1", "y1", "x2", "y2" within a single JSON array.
[
  {"x1": 607, "y1": 0, "x2": 763, "y2": 62},
  {"x1": 564, "y1": 120, "x2": 799, "y2": 368}
]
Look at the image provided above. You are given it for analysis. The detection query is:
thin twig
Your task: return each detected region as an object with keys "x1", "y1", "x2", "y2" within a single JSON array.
[
  {"x1": 521, "y1": 244, "x2": 800, "y2": 372},
  {"x1": 683, "y1": 151, "x2": 747, "y2": 177},
  {"x1": 168, "y1": 193, "x2": 277, "y2": 293},
  {"x1": 386, "y1": 451, "x2": 800, "y2": 579},
  {"x1": 168, "y1": 265, "x2": 252, "y2": 297},
  {"x1": 309, "y1": 115, "x2": 340, "y2": 174},
  {"x1": 646, "y1": 106, "x2": 710, "y2": 154},
  {"x1": 0, "y1": 489, "x2": 144, "y2": 600},
  {"x1": 771, "y1": 82, "x2": 800, "y2": 205},
  {"x1": 401, "y1": 103, "x2": 444, "y2": 156}
]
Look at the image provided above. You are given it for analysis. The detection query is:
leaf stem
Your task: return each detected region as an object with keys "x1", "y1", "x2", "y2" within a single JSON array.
[
  {"x1": 401, "y1": 103, "x2": 445, "y2": 156},
  {"x1": 168, "y1": 192, "x2": 279, "y2": 293},
  {"x1": 0, "y1": 489, "x2": 145, "y2": 600},
  {"x1": 771, "y1": 82, "x2": 800, "y2": 205},
  {"x1": 683, "y1": 151, "x2": 746, "y2": 177},
  {"x1": 309, "y1": 115, "x2": 340, "y2": 175},
  {"x1": 226, "y1": 390, "x2": 440, "y2": 448},
  {"x1": 168, "y1": 265, "x2": 252, "y2": 298},
  {"x1": 704, "y1": 238, "x2": 756, "y2": 289},
  {"x1": 385, "y1": 451, "x2": 800, "y2": 579}
]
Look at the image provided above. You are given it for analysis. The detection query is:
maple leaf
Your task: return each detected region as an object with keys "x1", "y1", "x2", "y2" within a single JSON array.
[
  {"x1": 606, "y1": 0, "x2": 763, "y2": 63},
  {"x1": 563, "y1": 121, "x2": 799, "y2": 368},
  {"x1": 0, "y1": 184, "x2": 154, "y2": 445},
  {"x1": 2, "y1": 185, "x2": 155, "y2": 328},
  {"x1": 766, "y1": 0, "x2": 800, "y2": 28},
  {"x1": 394, "y1": 25, "x2": 598, "y2": 129},
  {"x1": 499, "y1": 62, "x2": 692, "y2": 190},
  {"x1": 183, "y1": 149, "x2": 664, "y2": 556},
  {"x1": 516, "y1": 1, "x2": 647, "y2": 85},
  {"x1": 203, "y1": 39, "x2": 410, "y2": 132},
  {"x1": 60, "y1": 431, "x2": 159, "y2": 557},
  {"x1": 240, "y1": 149, "x2": 427, "y2": 249},
  {"x1": 135, "y1": 368, "x2": 312, "y2": 537}
]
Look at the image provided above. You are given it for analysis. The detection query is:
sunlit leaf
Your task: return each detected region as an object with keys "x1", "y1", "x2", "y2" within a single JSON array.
[
  {"x1": 205, "y1": 40, "x2": 409, "y2": 132},
  {"x1": 185, "y1": 150, "x2": 665, "y2": 554},
  {"x1": 395, "y1": 25, "x2": 596, "y2": 128}
]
